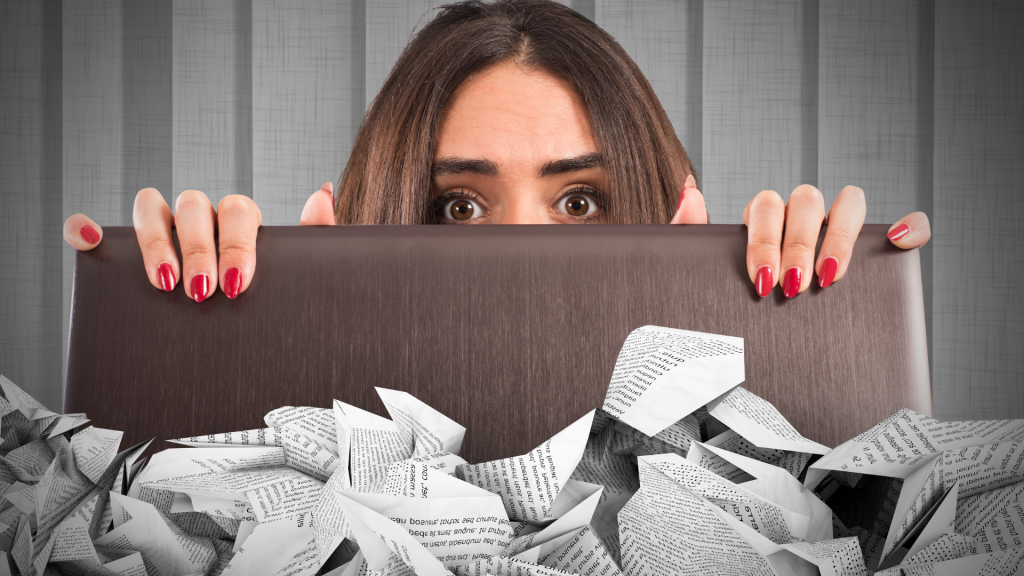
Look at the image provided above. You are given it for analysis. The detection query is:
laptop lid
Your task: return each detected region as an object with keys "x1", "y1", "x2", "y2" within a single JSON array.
[{"x1": 64, "y1": 224, "x2": 930, "y2": 463}]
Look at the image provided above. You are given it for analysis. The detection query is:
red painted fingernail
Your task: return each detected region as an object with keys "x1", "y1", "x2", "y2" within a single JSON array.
[
  {"x1": 79, "y1": 225, "x2": 100, "y2": 244},
  {"x1": 190, "y1": 275, "x2": 209, "y2": 303},
  {"x1": 819, "y1": 257, "x2": 838, "y2": 288},
  {"x1": 755, "y1": 266, "x2": 773, "y2": 298},
  {"x1": 783, "y1": 267, "x2": 802, "y2": 298},
  {"x1": 157, "y1": 263, "x2": 175, "y2": 292},
  {"x1": 224, "y1": 267, "x2": 242, "y2": 299},
  {"x1": 677, "y1": 188, "x2": 686, "y2": 212},
  {"x1": 888, "y1": 223, "x2": 910, "y2": 241}
]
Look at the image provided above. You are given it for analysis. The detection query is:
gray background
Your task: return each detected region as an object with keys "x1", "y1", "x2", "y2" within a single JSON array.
[{"x1": 1, "y1": 0, "x2": 1021, "y2": 422}]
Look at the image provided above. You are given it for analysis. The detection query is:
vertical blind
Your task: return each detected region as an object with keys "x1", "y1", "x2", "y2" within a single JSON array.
[{"x1": 1, "y1": 0, "x2": 1022, "y2": 421}]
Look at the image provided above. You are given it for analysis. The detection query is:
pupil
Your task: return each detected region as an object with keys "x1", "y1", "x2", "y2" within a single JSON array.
[
  {"x1": 567, "y1": 196, "x2": 589, "y2": 216},
  {"x1": 450, "y1": 200, "x2": 474, "y2": 220}
]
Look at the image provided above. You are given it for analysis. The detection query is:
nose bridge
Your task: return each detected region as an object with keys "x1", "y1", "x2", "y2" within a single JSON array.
[
  {"x1": 493, "y1": 181, "x2": 551, "y2": 224},
  {"x1": 497, "y1": 197, "x2": 548, "y2": 224}
]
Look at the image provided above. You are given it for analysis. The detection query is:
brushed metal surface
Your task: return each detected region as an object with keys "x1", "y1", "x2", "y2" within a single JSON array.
[{"x1": 64, "y1": 225, "x2": 931, "y2": 463}]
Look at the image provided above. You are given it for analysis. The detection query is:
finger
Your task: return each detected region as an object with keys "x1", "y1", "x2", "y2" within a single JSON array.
[
  {"x1": 743, "y1": 190, "x2": 786, "y2": 297},
  {"x1": 670, "y1": 175, "x2": 708, "y2": 224},
  {"x1": 132, "y1": 188, "x2": 179, "y2": 292},
  {"x1": 63, "y1": 214, "x2": 103, "y2": 251},
  {"x1": 299, "y1": 182, "x2": 336, "y2": 226},
  {"x1": 216, "y1": 195, "x2": 263, "y2": 299},
  {"x1": 779, "y1": 185, "x2": 826, "y2": 298},
  {"x1": 816, "y1": 185, "x2": 866, "y2": 288},
  {"x1": 887, "y1": 212, "x2": 931, "y2": 249},
  {"x1": 174, "y1": 190, "x2": 218, "y2": 303}
]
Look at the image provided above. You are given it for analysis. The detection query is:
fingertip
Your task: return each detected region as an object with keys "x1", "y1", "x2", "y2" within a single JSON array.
[
  {"x1": 156, "y1": 262, "x2": 177, "y2": 292},
  {"x1": 754, "y1": 265, "x2": 774, "y2": 297},
  {"x1": 671, "y1": 187, "x2": 708, "y2": 225},
  {"x1": 188, "y1": 273, "x2": 214, "y2": 303},
  {"x1": 223, "y1": 267, "x2": 243, "y2": 300},
  {"x1": 817, "y1": 256, "x2": 839, "y2": 288},
  {"x1": 888, "y1": 213, "x2": 931, "y2": 249},
  {"x1": 300, "y1": 185, "x2": 337, "y2": 226},
  {"x1": 79, "y1": 224, "x2": 101, "y2": 245},
  {"x1": 63, "y1": 214, "x2": 102, "y2": 251}
]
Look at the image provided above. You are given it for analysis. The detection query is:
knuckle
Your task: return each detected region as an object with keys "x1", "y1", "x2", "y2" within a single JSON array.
[
  {"x1": 217, "y1": 194, "x2": 255, "y2": 217},
  {"x1": 749, "y1": 190, "x2": 785, "y2": 214},
  {"x1": 747, "y1": 236, "x2": 780, "y2": 257},
  {"x1": 181, "y1": 243, "x2": 215, "y2": 261},
  {"x1": 789, "y1": 184, "x2": 824, "y2": 206},
  {"x1": 840, "y1": 185, "x2": 865, "y2": 200},
  {"x1": 135, "y1": 187, "x2": 162, "y2": 202},
  {"x1": 826, "y1": 226, "x2": 856, "y2": 248},
  {"x1": 175, "y1": 190, "x2": 210, "y2": 213},
  {"x1": 139, "y1": 233, "x2": 168, "y2": 252},
  {"x1": 783, "y1": 236, "x2": 817, "y2": 258},
  {"x1": 217, "y1": 237, "x2": 255, "y2": 259}
]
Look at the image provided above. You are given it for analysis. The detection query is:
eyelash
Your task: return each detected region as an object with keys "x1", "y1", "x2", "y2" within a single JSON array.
[{"x1": 430, "y1": 186, "x2": 607, "y2": 223}]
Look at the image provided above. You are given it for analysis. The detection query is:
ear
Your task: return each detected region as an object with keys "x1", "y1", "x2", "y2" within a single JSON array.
[
  {"x1": 670, "y1": 176, "x2": 708, "y2": 224},
  {"x1": 299, "y1": 182, "x2": 336, "y2": 226}
]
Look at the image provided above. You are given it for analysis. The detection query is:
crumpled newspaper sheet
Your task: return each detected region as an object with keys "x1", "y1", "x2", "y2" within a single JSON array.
[{"x1": 0, "y1": 325, "x2": 1022, "y2": 576}]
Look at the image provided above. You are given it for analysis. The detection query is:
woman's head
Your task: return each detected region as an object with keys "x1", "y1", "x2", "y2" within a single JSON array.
[{"x1": 335, "y1": 0, "x2": 696, "y2": 225}]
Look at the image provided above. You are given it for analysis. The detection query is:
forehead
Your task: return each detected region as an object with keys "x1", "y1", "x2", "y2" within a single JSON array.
[{"x1": 434, "y1": 60, "x2": 598, "y2": 166}]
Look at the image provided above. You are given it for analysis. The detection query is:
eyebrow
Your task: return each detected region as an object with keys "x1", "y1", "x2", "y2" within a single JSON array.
[
  {"x1": 431, "y1": 157, "x2": 499, "y2": 178},
  {"x1": 539, "y1": 152, "x2": 604, "y2": 177},
  {"x1": 430, "y1": 152, "x2": 605, "y2": 179}
]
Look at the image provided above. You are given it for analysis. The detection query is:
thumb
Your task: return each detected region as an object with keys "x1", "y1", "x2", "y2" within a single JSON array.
[
  {"x1": 63, "y1": 214, "x2": 103, "y2": 250},
  {"x1": 299, "y1": 182, "x2": 336, "y2": 226},
  {"x1": 887, "y1": 212, "x2": 930, "y2": 249},
  {"x1": 670, "y1": 175, "x2": 708, "y2": 224}
]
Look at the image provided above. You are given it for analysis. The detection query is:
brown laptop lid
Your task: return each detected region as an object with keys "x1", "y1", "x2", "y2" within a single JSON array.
[{"x1": 64, "y1": 225, "x2": 931, "y2": 463}]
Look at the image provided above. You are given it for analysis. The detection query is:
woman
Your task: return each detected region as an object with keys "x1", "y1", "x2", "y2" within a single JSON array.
[{"x1": 63, "y1": 0, "x2": 929, "y2": 302}]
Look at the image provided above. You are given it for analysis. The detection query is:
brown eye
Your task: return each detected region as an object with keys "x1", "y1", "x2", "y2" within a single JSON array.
[
  {"x1": 557, "y1": 191, "x2": 601, "y2": 218},
  {"x1": 565, "y1": 196, "x2": 589, "y2": 216},
  {"x1": 439, "y1": 198, "x2": 481, "y2": 222}
]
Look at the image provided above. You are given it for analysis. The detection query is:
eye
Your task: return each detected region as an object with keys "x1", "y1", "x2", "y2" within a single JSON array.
[
  {"x1": 557, "y1": 189, "x2": 602, "y2": 218},
  {"x1": 439, "y1": 197, "x2": 483, "y2": 222}
]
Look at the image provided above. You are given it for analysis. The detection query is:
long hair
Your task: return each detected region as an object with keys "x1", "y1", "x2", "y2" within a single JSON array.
[{"x1": 334, "y1": 0, "x2": 696, "y2": 225}]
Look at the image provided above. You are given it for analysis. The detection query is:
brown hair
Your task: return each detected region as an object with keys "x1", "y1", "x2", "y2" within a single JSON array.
[{"x1": 334, "y1": 0, "x2": 696, "y2": 225}]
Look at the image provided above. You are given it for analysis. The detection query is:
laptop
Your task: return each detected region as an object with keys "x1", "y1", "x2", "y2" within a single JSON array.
[{"x1": 64, "y1": 224, "x2": 930, "y2": 463}]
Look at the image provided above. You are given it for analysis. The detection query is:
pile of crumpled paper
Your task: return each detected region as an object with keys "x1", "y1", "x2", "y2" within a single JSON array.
[{"x1": 1, "y1": 326, "x2": 1022, "y2": 576}]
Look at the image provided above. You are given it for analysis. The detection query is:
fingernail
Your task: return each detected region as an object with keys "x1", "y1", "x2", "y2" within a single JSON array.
[
  {"x1": 684, "y1": 175, "x2": 696, "y2": 189},
  {"x1": 325, "y1": 182, "x2": 335, "y2": 204},
  {"x1": 224, "y1": 267, "x2": 242, "y2": 300},
  {"x1": 190, "y1": 275, "x2": 209, "y2": 303},
  {"x1": 819, "y1": 257, "x2": 838, "y2": 288},
  {"x1": 157, "y1": 263, "x2": 175, "y2": 292},
  {"x1": 888, "y1": 223, "x2": 910, "y2": 241},
  {"x1": 783, "y1": 267, "x2": 802, "y2": 298},
  {"x1": 677, "y1": 188, "x2": 686, "y2": 212},
  {"x1": 755, "y1": 266, "x2": 773, "y2": 298},
  {"x1": 79, "y1": 225, "x2": 100, "y2": 244}
]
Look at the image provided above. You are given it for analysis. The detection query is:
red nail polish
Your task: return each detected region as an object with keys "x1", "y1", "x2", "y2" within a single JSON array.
[
  {"x1": 819, "y1": 257, "x2": 838, "y2": 288},
  {"x1": 888, "y1": 223, "x2": 910, "y2": 241},
  {"x1": 191, "y1": 275, "x2": 209, "y2": 303},
  {"x1": 80, "y1": 225, "x2": 100, "y2": 244},
  {"x1": 755, "y1": 266, "x2": 773, "y2": 297},
  {"x1": 783, "y1": 267, "x2": 802, "y2": 298},
  {"x1": 677, "y1": 189, "x2": 686, "y2": 212},
  {"x1": 157, "y1": 263, "x2": 175, "y2": 292},
  {"x1": 224, "y1": 267, "x2": 242, "y2": 299}
]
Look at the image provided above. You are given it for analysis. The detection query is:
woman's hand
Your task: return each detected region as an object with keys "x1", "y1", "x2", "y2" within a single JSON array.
[
  {"x1": 671, "y1": 178, "x2": 932, "y2": 298},
  {"x1": 62, "y1": 182, "x2": 336, "y2": 301}
]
